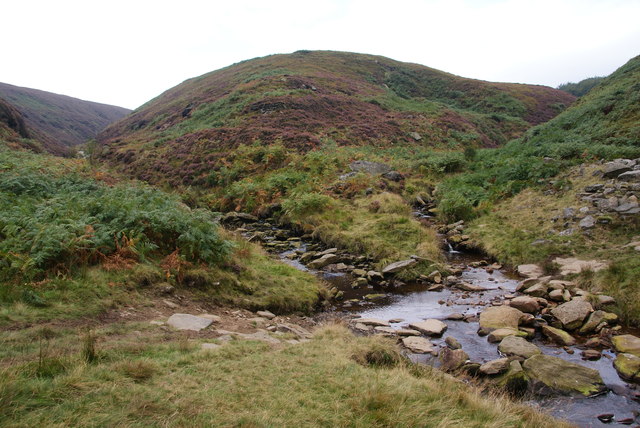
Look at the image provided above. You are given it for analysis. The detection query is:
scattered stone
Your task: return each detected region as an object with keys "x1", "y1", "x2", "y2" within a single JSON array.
[
  {"x1": 276, "y1": 323, "x2": 313, "y2": 339},
  {"x1": 396, "y1": 329, "x2": 421, "y2": 337},
  {"x1": 428, "y1": 284, "x2": 444, "y2": 292},
  {"x1": 579, "y1": 215, "x2": 596, "y2": 229},
  {"x1": 550, "y1": 299, "x2": 593, "y2": 330},
  {"x1": 597, "y1": 414, "x2": 614, "y2": 423},
  {"x1": 353, "y1": 323, "x2": 372, "y2": 333},
  {"x1": 374, "y1": 326, "x2": 397, "y2": 335},
  {"x1": 517, "y1": 264, "x2": 543, "y2": 279},
  {"x1": 349, "y1": 160, "x2": 391, "y2": 175},
  {"x1": 382, "y1": 259, "x2": 418, "y2": 274},
  {"x1": 523, "y1": 283, "x2": 548, "y2": 298},
  {"x1": 256, "y1": 310, "x2": 276, "y2": 320},
  {"x1": 579, "y1": 310, "x2": 617, "y2": 334},
  {"x1": 308, "y1": 253, "x2": 341, "y2": 269},
  {"x1": 613, "y1": 353, "x2": 640, "y2": 383},
  {"x1": 163, "y1": 299, "x2": 179, "y2": 309},
  {"x1": 602, "y1": 160, "x2": 633, "y2": 178},
  {"x1": 509, "y1": 296, "x2": 540, "y2": 313},
  {"x1": 541, "y1": 325, "x2": 576, "y2": 346},
  {"x1": 618, "y1": 170, "x2": 640, "y2": 182},
  {"x1": 581, "y1": 350, "x2": 602, "y2": 360},
  {"x1": 523, "y1": 354, "x2": 606, "y2": 396},
  {"x1": 402, "y1": 336, "x2": 436, "y2": 354},
  {"x1": 445, "y1": 313, "x2": 465, "y2": 321},
  {"x1": 409, "y1": 319, "x2": 448, "y2": 336},
  {"x1": 456, "y1": 282, "x2": 487, "y2": 292},
  {"x1": 612, "y1": 335, "x2": 640, "y2": 357},
  {"x1": 354, "y1": 318, "x2": 390, "y2": 327},
  {"x1": 487, "y1": 328, "x2": 524, "y2": 343},
  {"x1": 596, "y1": 295, "x2": 616, "y2": 307},
  {"x1": 498, "y1": 336, "x2": 542, "y2": 359},
  {"x1": 548, "y1": 289, "x2": 564, "y2": 301},
  {"x1": 439, "y1": 348, "x2": 469, "y2": 372},
  {"x1": 479, "y1": 306, "x2": 525, "y2": 331},
  {"x1": 167, "y1": 313, "x2": 213, "y2": 331},
  {"x1": 445, "y1": 336, "x2": 462, "y2": 350},
  {"x1": 409, "y1": 131, "x2": 422, "y2": 141},
  {"x1": 382, "y1": 171, "x2": 404, "y2": 181},
  {"x1": 479, "y1": 358, "x2": 510, "y2": 375}
]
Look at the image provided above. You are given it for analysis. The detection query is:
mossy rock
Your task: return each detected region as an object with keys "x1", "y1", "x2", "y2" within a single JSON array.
[
  {"x1": 613, "y1": 353, "x2": 640, "y2": 383},
  {"x1": 522, "y1": 354, "x2": 606, "y2": 396}
]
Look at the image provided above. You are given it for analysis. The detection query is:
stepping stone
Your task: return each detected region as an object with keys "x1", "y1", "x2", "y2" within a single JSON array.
[{"x1": 409, "y1": 319, "x2": 447, "y2": 336}]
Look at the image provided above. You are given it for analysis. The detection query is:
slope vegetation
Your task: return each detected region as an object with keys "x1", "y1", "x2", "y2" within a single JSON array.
[
  {"x1": 97, "y1": 50, "x2": 574, "y2": 186},
  {"x1": 0, "y1": 82, "x2": 130, "y2": 154}
]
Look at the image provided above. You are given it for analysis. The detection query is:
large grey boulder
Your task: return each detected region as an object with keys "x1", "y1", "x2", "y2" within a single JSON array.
[
  {"x1": 550, "y1": 299, "x2": 593, "y2": 330},
  {"x1": 498, "y1": 336, "x2": 542, "y2": 359},
  {"x1": 479, "y1": 306, "x2": 525, "y2": 331},
  {"x1": 382, "y1": 259, "x2": 417, "y2": 274},
  {"x1": 617, "y1": 169, "x2": 640, "y2": 182},
  {"x1": 167, "y1": 313, "x2": 214, "y2": 331},
  {"x1": 523, "y1": 354, "x2": 606, "y2": 396},
  {"x1": 409, "y1": 319, "x2": 448, "y2": 336},
  {"x1": 602, "y1": 159, "x2": 633, "y2": 178}
]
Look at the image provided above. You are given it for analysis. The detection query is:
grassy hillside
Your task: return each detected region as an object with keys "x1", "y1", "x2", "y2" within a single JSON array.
[
  {"x1": 0, "y1": 82, "x2": 130, "y2": 155},
  {"x1": 96, "y1": 50, "x2": 574, "y2": 187}
]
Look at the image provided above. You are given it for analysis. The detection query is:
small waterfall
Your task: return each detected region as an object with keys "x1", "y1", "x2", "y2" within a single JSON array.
[{"x1": 446, "y1": 240, "x2": 460, "y2": 254}]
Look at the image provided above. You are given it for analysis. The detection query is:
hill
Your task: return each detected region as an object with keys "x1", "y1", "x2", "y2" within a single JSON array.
[
  {"x1": 557, "y1": 76, "x2": 605, "y2": 97},
  {"x1": 0, "y1": 82, "x2": 130, "y2": 155},
  {"x1": 96, "y1": 50, "x2": 574, "y2": 186}
]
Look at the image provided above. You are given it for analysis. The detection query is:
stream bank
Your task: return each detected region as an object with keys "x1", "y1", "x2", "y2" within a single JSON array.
[{"x1": 224, "y1": 213, "x2": 640, "y2": 427}]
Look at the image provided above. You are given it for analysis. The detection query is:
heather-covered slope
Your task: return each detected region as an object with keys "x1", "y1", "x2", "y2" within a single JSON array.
[
  {"x1": 0, "y1": 82, "x2": 130, "y2": 154},
  {"x1": 97, "y1": 50, "x2": 574, "y2": 185}
]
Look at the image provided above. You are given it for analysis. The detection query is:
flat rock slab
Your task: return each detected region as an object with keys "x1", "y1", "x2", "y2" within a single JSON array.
[
  {"x1": 276, "y1": 323, "x2": 313, "y2": 339},
  {"x1": 517, "y1": 264, "x2": 543, "y2": 279},
  {"x1": 550, "y1": 299, "x2": 593, "y2": 330},
  {"x1": 256, "y1": 310, "x2": 276, "y2": 319},
  {"x1": 354, "y1": 318, "x2": 390, "y2": 327},
  {"x1": 523, "y1": 354, "x2": 606, "y2": 396},
  {"x1": 402, "y1": 336, "x2": 436, "y2": 354},
  {"x1": 552, "y1": 257, "x2": 608, "y2": 276},
  {"x1": 541, "y1": 325, "x2": 576, "y2": 346},
  {"x1": 167, "y1": 313, "x2": 214, "y2": 331},
  {"x1": 498, "y1": 336, "x2": 541, "y2": 359},
  {"x1": 409, "y1": 319, "x2": 447, "y2": 336},
  {"x1": 479, "y1": 306, "x2": 525, "y2": 331},
  {"x1": 480, "y1": 358, "x2": 510, "y2": 375},
  {"x1": 487, "y1": 328, "x2": 525, "y2": 343},
  {"x1": 612, "y1": 335, "x2": 640, "y2": 357},
  {"x1": 382, "y1": 259, "x2": 417, "y2": 274}
]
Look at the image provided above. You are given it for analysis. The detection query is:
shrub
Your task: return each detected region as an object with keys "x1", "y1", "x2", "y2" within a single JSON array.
[{"x1": 282, "y1": 192, "x2": 334, "y2": 218}]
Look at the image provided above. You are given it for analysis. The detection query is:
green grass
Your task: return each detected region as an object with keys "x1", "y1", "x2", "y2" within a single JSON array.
[{"x1": 0, "y1": 324, "x2": 568, "y2": 427}]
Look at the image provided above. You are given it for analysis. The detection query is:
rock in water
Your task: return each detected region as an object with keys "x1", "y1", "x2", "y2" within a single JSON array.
[
  {"x1": 612, "y1": 335, "x2": 640, "y2": 357},
  {"x1": 487, "y1": 328, "x2": 526, "y2": 343},
  {"x1": 402, "y1": 336, "x2": 436, "y2": 354},
  {"x1": 382, "y1": 259, "x2": 417, "y2": 274},
  {"x1": 523, "y1": 354, "x2": 606, "y2": 396},
  {"x1": 308, "y1": 253, "x2": 340, "y2": 269},
  {"x1": 409, "y1": 319, "x2": 448, "y2": 336},
  {"x1": 479, "y1": 306, "x2": 525, "y2": 331},
  {"x1": 479, "y1": 358, "x2": 511, "y2": 375},
  {"x1": 167, "y1": 313, "x2": 214, "y2": 331},
  {"x1": 439, "y1": 348, "x2": 469, "y2": 372},
  {"x1": 541, "y1": 325, "x2": 576, "y2": 346},
  {"x1": 498, "y1": 336, "x2": 542, "y2": 359},
  {"x1": 613, "y1": 353, "x2": 640, "y2": 383},
  {"x1": 509, "y1": 296, "x2": 540, "y2": 313},
  {"x1": 550, "y1": 299, "x2": 593, "y2": 330}
]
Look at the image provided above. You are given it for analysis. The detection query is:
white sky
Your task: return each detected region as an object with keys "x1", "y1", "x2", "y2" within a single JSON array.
[{"x1": 2, "y1": 0, "x2": 639, "y2": 109}]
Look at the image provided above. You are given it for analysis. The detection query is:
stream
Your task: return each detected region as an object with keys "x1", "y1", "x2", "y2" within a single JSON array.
[{"x1": 234, "y1": 218, "x2": 639, "y2": 427}]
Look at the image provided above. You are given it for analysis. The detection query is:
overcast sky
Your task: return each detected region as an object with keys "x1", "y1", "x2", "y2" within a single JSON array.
[{"x1": 2, "y1": 0, "x2": 639, "y2": 109}]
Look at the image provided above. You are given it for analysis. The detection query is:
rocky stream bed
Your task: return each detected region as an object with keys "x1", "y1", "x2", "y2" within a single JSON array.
[{"x1": 222, "y1": 210, "x2": 640, "y2": 427}]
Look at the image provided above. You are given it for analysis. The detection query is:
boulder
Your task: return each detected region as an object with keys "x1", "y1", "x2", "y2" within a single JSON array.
[
  {"x1": 612, "y1": 335, "x2": 640, "y2": 357},
  {"x1": 439, "y1": 348, "x2": 469, "y2": 372},
  {"x1": 382, "y1": 171, "x2": 404, "y2": 181},
  {"x1": 509, "y1": 296, "x2": 540, "y2": 313},
  {"x1": 257, "y1": 310, "x2": 276, "y2": 320},
  {"x1": 308, "y1": 253, "x2": 341, "y2": 269},
  {"x1": 479, "y1": 358, "x2": 511, "y2": 376},
  {"x1": 617, "y1": 170, "x2": 640, "y2": 182},
  {"x1": 550, "y1": 299, "x2": 593, "y2": 330},
  {"x1": 276, "y1": 323, "x2": 313, "y2": 339},
  {"x1": 541, "y1": 325, "x2": 576, "y2": 346},
  {"x1": 445, "y1": 336, "x2": 462, "y2": 350},
  {"x1": 479, "y1": 306, "x2": 525, "y2": 331},
  {"x1": 487, "y1": 328, "x2": 526, "y2": 343},
  {"x1": 409, "y1": 319, "x2": 448, "y2": 336},
  {"x1": 495, "y1": 360, "x2": 528, "y2": 394},
  {"x1": 498, "y1": 336, "x2": 542, "y2": 359},
  {"x1": 523, "y1": 283, "x2": 548, "y2": 298},
  {"x1": 382, "y1": 259, "x2": 417, "y2": 274},
  {"x1": 613, "y1": 353, "x2": 640, "y2": 383},
  {"x1": 578, "y1": 215, "x2": 596, "y2": 229},
  {"x1": 579, "y1": 310, "x2": 617, "y2": 335},
  {"x1": 517, "y1": 264, "x2": 543, "y2": 279},
  {"x1": 548, "y1": 289, "x2": 565, "y2": 302},
  {"x1": 402, "y1": 336, "x2": 437, "y2": 354},
  {"x1": 602, "y1": 159, "x2": 633, "y2": 178},
  {"x1": 167, "y1": 313, "x2": 214, "y2": 331},
  {"x1": 523, "y1": 354, "x2": 607, "y2": 396},
  {"x1": 396, "y1": 329, "x2": 421, "y2": 337}
]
